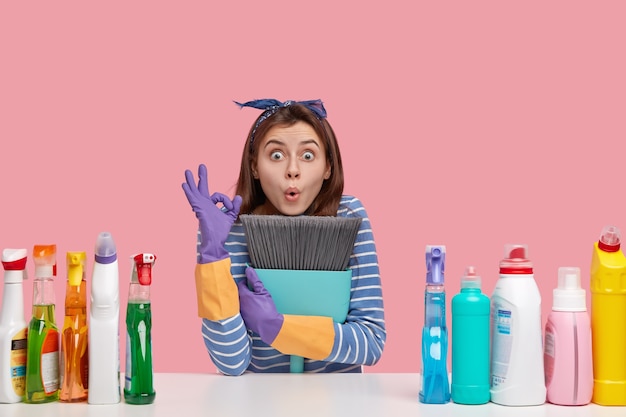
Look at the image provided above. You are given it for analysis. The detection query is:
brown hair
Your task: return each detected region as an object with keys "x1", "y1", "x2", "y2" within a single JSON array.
[{"x1": 235, "y1": 103, "x2": 344, "y2": 216}]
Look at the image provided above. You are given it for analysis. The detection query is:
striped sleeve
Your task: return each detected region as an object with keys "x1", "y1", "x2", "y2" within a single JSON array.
[
  {"x1": 196, "y1": 224, "x2": 253, "y2": 376},
  {"x1": 324, "y1": 196, "x2": 386, "y2": 366}
]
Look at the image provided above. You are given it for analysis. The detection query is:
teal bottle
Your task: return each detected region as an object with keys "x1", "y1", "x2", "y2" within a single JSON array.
[{"x1": 451, "y1": 266, "x2": 490, "y2": 404}]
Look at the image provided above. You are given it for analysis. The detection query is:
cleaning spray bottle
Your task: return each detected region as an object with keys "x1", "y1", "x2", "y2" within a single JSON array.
[
  {"x1": 490, "y1": 244, "x2": 545, "y2": 406},
  {"x1": 60, "y1": 251, "x2": 89, "y2": 402},
  {"x1": 25, "y1": 244, "x2": 60, "y2": 403},
  {"x1": 544, "y1": 266, "x2": 593, "y2": 405},
  {"x1": 590, "y1": 225, "x2": 626, "y2": 405},
  {"x1": 88, "y1": 232, "x2": 121, "y2": 404},
  {"x1": 124, "y1": 253, "x2": 156, "y2": 404},
  {"x1": 419, "y1": 245, "x2": 450, "y2": 404},
  {"x1": 451, "y1": 266, "x2": 490, "y2": 405},
  {"x1": 0, "y1": 249, "x2": 28, "y2": 403}
]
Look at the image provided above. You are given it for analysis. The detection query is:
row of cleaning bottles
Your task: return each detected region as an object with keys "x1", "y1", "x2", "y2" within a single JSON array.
[
  {"x1": 419, "y1": 224, "x2": 626, "y2": 407},
  {"x1": 0, "y1": 232, "x2": 156, "y2": 405}
]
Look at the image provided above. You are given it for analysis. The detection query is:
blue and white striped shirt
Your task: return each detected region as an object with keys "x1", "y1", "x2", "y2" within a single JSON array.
[{"x1": 199, "y1": 195, "x2": 386, "y2": 374}]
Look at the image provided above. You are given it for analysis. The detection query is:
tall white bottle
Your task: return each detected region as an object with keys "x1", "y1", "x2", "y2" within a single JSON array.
[
  {"x1": 0, "y1": 249, "x2": 28, "y2": 403},
  {"x1": 88, "y1": 232, "x2": 121, "y2": 404},
  {"x1": 490, "y1": 244, "x2": 546, "y2": 406}
]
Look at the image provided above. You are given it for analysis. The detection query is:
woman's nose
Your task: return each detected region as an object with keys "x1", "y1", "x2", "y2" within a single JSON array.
[{"x1": 286, "y1": 160, "x2": 300, "y2": 178}]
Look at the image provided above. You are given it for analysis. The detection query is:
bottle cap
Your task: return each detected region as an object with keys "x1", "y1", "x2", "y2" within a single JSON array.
[
  {"x1": 460, "y1": 266, "x2": 481, "y2": 289},
  {"x1": 2, "y1": 248, "x2": 28, "y2": 283},
  {"x1": 95, "y1": 232, "x2": 117, "y2": 264},
  {"x1": 499, "y1": 244, "x2": 533, "y2": 274},
  {"x1": 33, "y1": 244, "x2": 57, "y2": 278},
  {"x1": 67, "y1": 251, "x2": 86, "y2": 286},
  {"x1": 553, "y1": 266, "x2": 586, "y2": 311},
  {"x1": 598, "y1": 225, "x2": 621, "y2": 252}
]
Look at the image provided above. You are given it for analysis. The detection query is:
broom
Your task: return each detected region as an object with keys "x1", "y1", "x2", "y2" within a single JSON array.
[{"x1": 240, "y1": 214, "x2": 362, "y2": 372}]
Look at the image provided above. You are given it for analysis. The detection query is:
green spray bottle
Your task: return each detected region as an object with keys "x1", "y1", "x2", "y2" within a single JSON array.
[
  {"x1": 124, "y1": 253, "x2": 156, "y2": 404},
  {"x1": 451, "y1": 266, "x2": 491, "y2": 404},
  {"x1": 25, "y1": 244, "x2": 60, "y2": 403}
]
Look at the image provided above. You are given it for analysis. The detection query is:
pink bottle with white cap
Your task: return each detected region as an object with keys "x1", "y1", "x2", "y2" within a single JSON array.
[{"x1": 544, "y1": 267, "x2": 593, "y2": 405}]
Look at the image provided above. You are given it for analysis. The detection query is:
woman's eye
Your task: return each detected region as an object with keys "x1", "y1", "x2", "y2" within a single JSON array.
[
  {"x1": 270, "y1": 151, "x2": 284, "y2": 160},
  {"x1": 302, "y1": 151, "x2": 315, "y2": 161}
]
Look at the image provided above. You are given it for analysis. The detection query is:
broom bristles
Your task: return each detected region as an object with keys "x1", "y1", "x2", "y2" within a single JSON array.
[{"x1": 240, "y1": 215, "x2": 362, "y2": 271}]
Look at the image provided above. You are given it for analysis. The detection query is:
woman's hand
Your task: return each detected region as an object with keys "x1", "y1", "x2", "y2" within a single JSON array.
[
  {"x1": 237, "y1": 267, "x2": 284, "y2": 344},
  {"x1": 182, "y1": 164, "x2": 242, "y2": 263}
]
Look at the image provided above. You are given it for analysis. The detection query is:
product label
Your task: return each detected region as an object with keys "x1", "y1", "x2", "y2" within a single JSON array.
[
  {"x1": 10, "y1": 330, "x2": 27, "y2": 396},
  {"x1": 41, "y1": 330, "x2": 60, "y2": 394},
  {"x1": 491, "y1": 304, "x2": 513, "y2": 387}
]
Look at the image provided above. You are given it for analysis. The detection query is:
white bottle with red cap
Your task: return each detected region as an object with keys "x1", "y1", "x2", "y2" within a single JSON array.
[
  {"x1": 0, "y1": 249, "x2": 28, "y2": 403},
  {"x1": 490, "y1": 244, "x2": 546, "y2": 406}
]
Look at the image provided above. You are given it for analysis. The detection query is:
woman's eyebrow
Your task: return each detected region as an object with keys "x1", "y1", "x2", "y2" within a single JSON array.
[{"x1": 263, "y1": 138, "x2": 321, "y2": 149}]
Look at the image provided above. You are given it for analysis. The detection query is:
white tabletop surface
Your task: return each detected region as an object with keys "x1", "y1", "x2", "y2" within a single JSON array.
[{"x1": 1, "y1": 373, "x2": 625, "y2": 417}]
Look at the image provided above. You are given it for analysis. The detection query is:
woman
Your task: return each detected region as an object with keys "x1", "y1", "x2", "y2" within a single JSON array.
[{"x1": 182, "y1": 99, "x2": 385, "y2": 374}]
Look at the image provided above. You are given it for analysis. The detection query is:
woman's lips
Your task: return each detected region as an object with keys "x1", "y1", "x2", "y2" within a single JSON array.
[{"x1": 285, "y1": 189, "x2": 300, "y2": 202}]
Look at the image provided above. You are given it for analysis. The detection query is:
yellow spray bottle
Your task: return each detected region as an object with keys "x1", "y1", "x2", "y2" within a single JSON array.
[{"x1": 590, "y1": 225, "x2": 626, "y2": 405}]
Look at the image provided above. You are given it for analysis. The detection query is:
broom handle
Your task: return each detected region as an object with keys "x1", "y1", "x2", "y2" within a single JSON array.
[{"x1": 290, "y1": 355, "x2": 305, "y2": 373}]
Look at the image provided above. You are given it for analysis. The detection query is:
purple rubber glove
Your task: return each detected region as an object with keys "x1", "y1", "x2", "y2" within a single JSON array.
[
  {"x1": 182, "y1": 164, "x2": 242, "y2": 263},
  {"x1": 237, "y1": 267, "x2": 284, "y2": 344}
]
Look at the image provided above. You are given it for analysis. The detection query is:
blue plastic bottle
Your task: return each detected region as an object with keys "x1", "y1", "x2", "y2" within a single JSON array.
[
  {"x1": 419, "y1": 245, "x2": 450, "y2": 404},
  {"x1": 451, "y1": 266, "x2": 491, "y2": 404}
]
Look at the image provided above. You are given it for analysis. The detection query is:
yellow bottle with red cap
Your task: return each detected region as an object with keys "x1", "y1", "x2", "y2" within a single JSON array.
[{"x1": 590, "y1": 225, "x2": 626, "y2": 405}]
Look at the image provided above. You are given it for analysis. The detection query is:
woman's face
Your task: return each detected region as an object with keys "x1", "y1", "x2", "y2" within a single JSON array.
[{"x1": 253, "y1": 121, "x2": 331, "y2": 216}]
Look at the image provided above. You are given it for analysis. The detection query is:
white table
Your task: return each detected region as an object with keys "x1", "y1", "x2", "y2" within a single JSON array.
[{"x1": 1, "y1": 373, "x2": 625, "y2": 417}]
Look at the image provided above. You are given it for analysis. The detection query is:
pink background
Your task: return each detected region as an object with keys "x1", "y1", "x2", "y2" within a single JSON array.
[{"x1": 1, "y1": 2, "x2": 625, "y2": 374}]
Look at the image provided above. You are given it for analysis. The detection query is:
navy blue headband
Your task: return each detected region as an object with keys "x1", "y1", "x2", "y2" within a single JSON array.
[{"x1": 234, "y1": 99, "x2": 327, "y2": 150}]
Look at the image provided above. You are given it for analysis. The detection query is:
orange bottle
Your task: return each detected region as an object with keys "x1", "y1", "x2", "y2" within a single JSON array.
[{"x1": 59, "y1": 252, "x2": 89, "y2": 402}]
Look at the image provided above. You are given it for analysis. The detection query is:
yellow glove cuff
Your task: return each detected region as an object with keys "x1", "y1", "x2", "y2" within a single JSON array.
[
  {"x1": 271, "y1": 315, "x2": 335, "y2": 360},
  {"x1": 195, "y1": 258, "x2": 239, "y2": 320}
]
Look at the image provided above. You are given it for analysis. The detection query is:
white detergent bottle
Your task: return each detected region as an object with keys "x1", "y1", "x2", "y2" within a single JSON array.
[
  {"x1": 490, "y1": 244, "x2": 546, "y2": 406},
  {"x1": 0, "y1": 249, "x2": 28, "y2": 403},
  {"x1": 88, "y1": 232, "x2": 121, "y2": 404}
]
